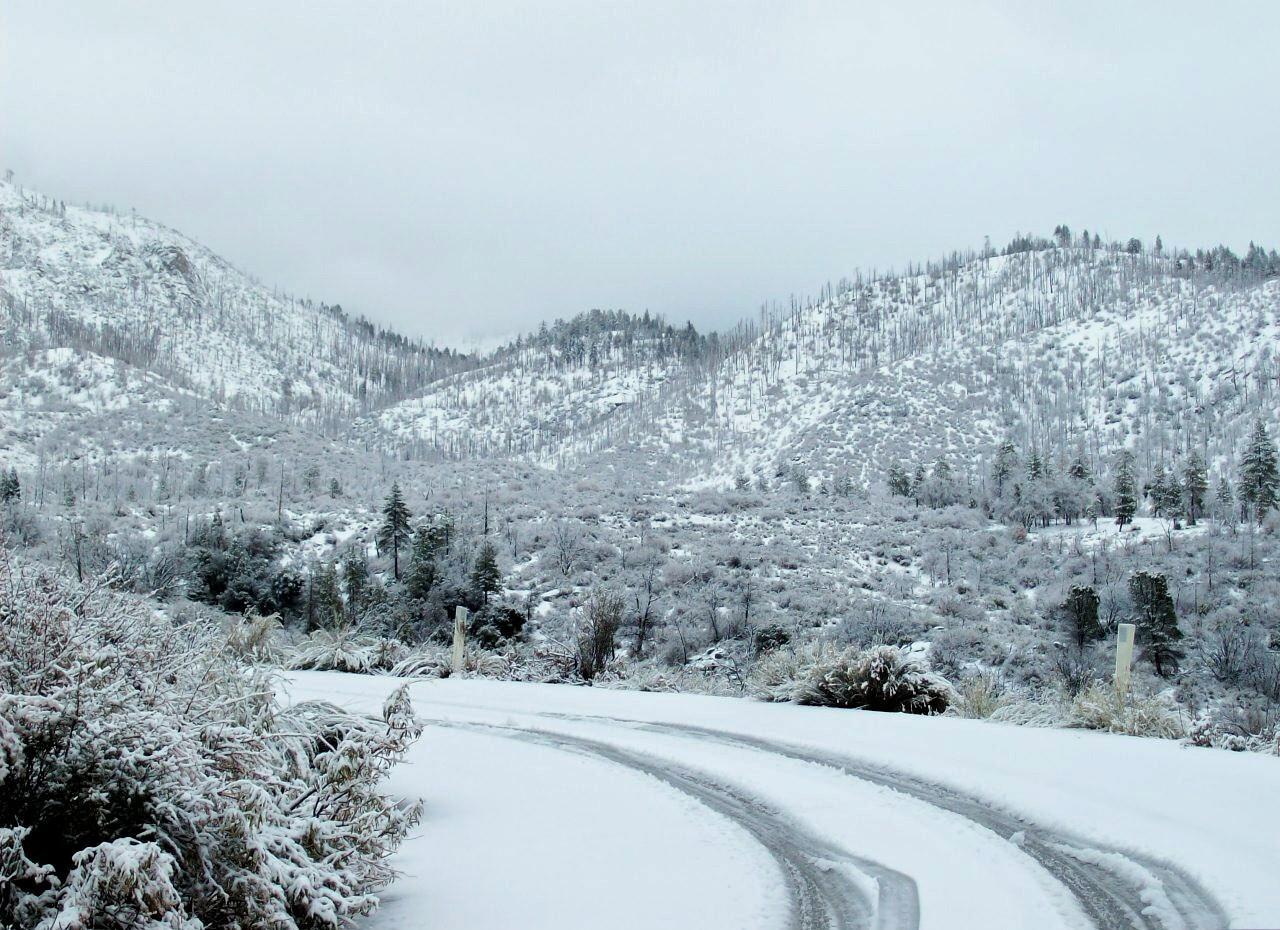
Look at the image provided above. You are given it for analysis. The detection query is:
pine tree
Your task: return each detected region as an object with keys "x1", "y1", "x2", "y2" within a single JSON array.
[
  {"x1": 1059, "y1": 584, "x2": 1101, "y2": 648},
  {"x1": 378, "y1": 482, "x2": 413, "y2": 580},
  {"x1": 992, "y1": 440, "x2": 1019, "y2": 498},
  {"x1": 0, "y1": 467, "x2": 19, "y2": 504},
  {"x1": 342, "y1": 550, "x2": 369, "y2": 620},
  {"x1": 1181, "y1": 451, "x2": 1207, "y2": 525},
  {"x1": 1214, "y1": 477, "x2": 1234, "y2": 522},
  {"x1": 1239, "y1": 419, "x2": 1279, "y2": 522},
  {"x1": 309, "y1": 559, "x2": 343, "y2": 631},
  {"x1": 1113, "y1": 451, "x2": 1137, "y2": 528},
  {"x1": 1026, "y1": 450, "x2": 1046, "y2": 481},
  {"x1": 470, "y1": 540, "x2": 502, "y2": 606},
  {"x1": 1128, "y1": 571, "x2": 1182, "y2": 678},
  {"x1": 1148, "y1": 463, "x2": 1180, "y2": 517},
  {"x1": 887, "y1": 464, "x2": 911, "y2": 498},
  {"x1": 404, "y1": 531, "x2": 439, "y2": 601}
]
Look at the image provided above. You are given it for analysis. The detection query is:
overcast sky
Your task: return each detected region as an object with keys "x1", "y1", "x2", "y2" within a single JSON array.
[{"x1": 3, "y1": 2, "x2": 1278, "y2": 346}]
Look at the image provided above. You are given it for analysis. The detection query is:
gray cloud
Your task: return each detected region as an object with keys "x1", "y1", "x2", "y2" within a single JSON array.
[{"x1": 3, "y1": 1, "x2": 1277, "y2": 345}]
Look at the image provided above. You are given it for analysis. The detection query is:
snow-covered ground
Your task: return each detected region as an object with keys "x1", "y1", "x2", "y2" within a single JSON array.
[{"x1": 285, "y1": 672, "x2": 1278, "y2": 930}]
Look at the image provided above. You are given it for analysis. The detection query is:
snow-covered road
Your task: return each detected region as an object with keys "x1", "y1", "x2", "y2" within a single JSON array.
[{"x1": 284, "y1": 673, "x2": 1278, "y2": 930}]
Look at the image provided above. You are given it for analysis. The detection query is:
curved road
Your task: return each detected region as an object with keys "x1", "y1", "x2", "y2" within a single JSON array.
[{"x1": 438, "y1": 710, "x2": 1226, "y2": 930}]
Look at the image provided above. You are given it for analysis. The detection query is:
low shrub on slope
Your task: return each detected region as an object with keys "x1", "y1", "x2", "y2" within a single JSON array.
[{"x1": 0, "y1": 547, "x2": 421, "y2": 930}]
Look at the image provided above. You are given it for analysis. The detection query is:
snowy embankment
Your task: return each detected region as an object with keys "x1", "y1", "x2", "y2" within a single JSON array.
[{"x1": 284, "y1": 672, "x2": 1278, "y2": 930}]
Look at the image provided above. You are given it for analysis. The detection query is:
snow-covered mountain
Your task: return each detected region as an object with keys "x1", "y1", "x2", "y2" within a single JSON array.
[
  {"x1": 366, "y1": 243, "x2": 1280, "y2": 494},
  {"x1": 3, "y1": 177, "x2": 1277, "y2": 496},
  {"x1": 0, "y1": 179, "x2": 473, "y2": 433}
]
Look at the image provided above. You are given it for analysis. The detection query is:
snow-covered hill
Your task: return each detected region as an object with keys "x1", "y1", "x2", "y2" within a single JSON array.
[
  {"x1": 0, "y1": 179, "x2": 472, "y2": 431},
  {"x1": 3, "y1": 177, "x2": 1277, "y2": 499}
]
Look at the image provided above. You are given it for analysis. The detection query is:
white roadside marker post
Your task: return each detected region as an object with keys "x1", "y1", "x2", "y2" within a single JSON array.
[
  {"x1": 1114, "y1": 622, "x2": 1136, "y2": 695},
  {"x1": 451, "y1": 606, "x2": 468, "y2": 674}
]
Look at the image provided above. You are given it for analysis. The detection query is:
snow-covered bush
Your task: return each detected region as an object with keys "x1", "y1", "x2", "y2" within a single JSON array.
[
  {"x1": 794, "y1": 645, "x2": 953, "y2": 714},
  {"x1": 224, "y1": 609, "x2": 286, "y2": 665},
  {"x1": 0, "y1": 548, "x2": 422, "y2": 929},
  {"x1": 745, "y1": 642, "x2": 841, "y2": 702},
  {"x1": 289, "y1": 626, "x2": 380, "y2": 672},
  {"x1": 749, "y1": 646, "x2": 809, "y2": 702},
  {"x1": 390, "y1": 646, "x2": 452, "y2": 679},
  {"x1": 1068, "y1": 683, "x2": 1186, "y2": 739},
  {"x1": 950, "y1": 672, "x2": 1009, "y2": 719},
  {"x1": 988, "y1": 699, "x2": 1066, "y2": 728}
]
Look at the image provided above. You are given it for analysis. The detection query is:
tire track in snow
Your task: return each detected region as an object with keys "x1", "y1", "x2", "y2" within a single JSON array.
[
  {"x1": 440, "y1": 721, "x2": 920, "y2": 930},
  {"x1": 524, "y1": 712, "x2": 1228, "y2": 930}
]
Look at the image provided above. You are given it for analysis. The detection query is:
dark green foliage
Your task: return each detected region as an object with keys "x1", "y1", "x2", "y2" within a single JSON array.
[
  {"x1": 1128, "y1": 571, "x2": 1183, "y2": 678},
  {"x1": 1114, "y1": 451, "x2": 1137, "y2": 527},
  {"x1": 752, "y1": 624, "x2": 791, "y2": 656},
  {"x1": 1182, "y1": 452, "x2": 1207, "y2": 525},
  {"x1": 0, "y1": 467, "x2": 19, "y2": 504},
  {"x1": 1058, "y1": 584, "x2": 1102, "y2": 648},
  {"x1": 308, "y1": 559, "x2": 343, "y2": 631},
  {"x1": 185, "y1": 522, "x2": 301, "y2": 618},
  {"x1": 378, "y1": 483, "x2": 413, "y2": 579},
  {"x1": 341, "y1": 550, "x2": 370, "y2": 619},
  {"x1": 469, "y1": 603, "x2": 526, "y2": 649},
  {"x1": 1239, "y1": 419, "x2": 1278, "y2": 521},
  {"x1": 470, "y1": 540, "x2": 502, "y2": 606},
  {"x1": 404, "y1": 536, "x2": 439, "y2": 602},
  {"x1": 887, "y1": 464, "x2": 911, "y2": 497},
  {"x1": 1147, "y1": 464, "x2": 1180, "y2": 517}
]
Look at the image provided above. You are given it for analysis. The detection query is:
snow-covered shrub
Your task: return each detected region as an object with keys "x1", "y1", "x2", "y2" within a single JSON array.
[
  {"x1": 745, "y1": 642, "x2": 839, "y2": 702},
  {"x1": 36, "y1": 838, "x2": 197, "y2": 930},
  {"x1": 224, "y1": 609, "x2": 285, "y2": 665},
  {"x1": 390, "y1": 646, "x2": 451, "y2": 679},
  {"x1": 367, "y1": 636, "x2": 409, "y2": 671},
  {"x1": 0, "y1": 549, "x2": 421, "y2": 929},
  {"x1": 748, "y1": 646, "x2": 808, "y2": 702},
  {"x1": 794, "y1": 645, "x2": 953, "y2": 714},
  {"x1": 988, "y1": 699, "x2": 1066, "y2": 728},
  {"x1": 950, "y1": 672, "x2": 1009, "y2": 719},
  {"x1": 289, "y1": 626, "x2": 379, "y2": 672},
  {"x1": 1068, "y1": 683, "x2": 1186, "y2": 739}
]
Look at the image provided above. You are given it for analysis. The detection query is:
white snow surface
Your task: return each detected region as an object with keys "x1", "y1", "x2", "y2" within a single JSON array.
[{"x1": 284, "y1": 672, "x2": 1279, "y2": 930}]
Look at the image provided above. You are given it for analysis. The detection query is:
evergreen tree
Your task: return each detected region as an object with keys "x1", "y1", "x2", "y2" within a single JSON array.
[
  {"x1": 1147, "y1": 463, "x2": 1180, "y2": 517},
  {"x1": 309, "y1": 559, "x2": 343, "y2": 631},
  {"x1": 1113, "y1": 451, "x2": 1137, "y2": 528},
  {"x1": 1214, "y1": 477, "x2": 1234, "y2": 522},
  {"x1": 378, "y1": 482, "x2": 413, "y2": 580},
  {"x1": 1181, "y1": 451, "x2": 1207, "y2": 525},
  {"x1": 992, "y1": 441, "x2": 1018, "y2": 488},
  {"x1": 342, "y1": 550, "x2": 369, "y2": 620},
  {"x1": 470, "y1": 540, "x2": 502, "y2": 606},
  {"x1": 1058, "y1": 584, "x2": 1101, "y2": 648},
  {"x1": 1239, "y1": 419, "x2": 1279, "y2": 522},
  {"x1": 421, "y1": 510, "x2": 456, "y2": 558},
  {"x1": 1026, "y1": 450, "x2": 1046, "y2": 481},
  {"x1": 1128, "y1": 571, "x2": 1182, "y2": 678},
  {"x1": 887, "y1": 464, "x2": 911, "y2": 498},
  {"x1": 0, "y1": 467, "x2": 19, "y2": 504},
  {"x1": 404, "y1": 529, "x2": 440, "y2": 601}
]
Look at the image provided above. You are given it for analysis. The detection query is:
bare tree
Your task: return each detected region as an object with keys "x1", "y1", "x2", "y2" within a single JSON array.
[
  {"x1": 629, "y1": 553, "x2": 664, "y2": 657},
  {"x1": 577, "y1": 589, "x2": 623, "y2": 680},
  {"x1": 552, "y1": 520, "x2": 584, "y2": 577}
]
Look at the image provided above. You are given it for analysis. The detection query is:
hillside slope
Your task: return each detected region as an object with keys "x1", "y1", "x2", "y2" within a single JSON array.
[
  {"x1": 355, "y1": 243, "x2": 1280, "y2": 492},
  {"x1": 0, "y1": 180, "x2": 471, "y2": 431}
]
